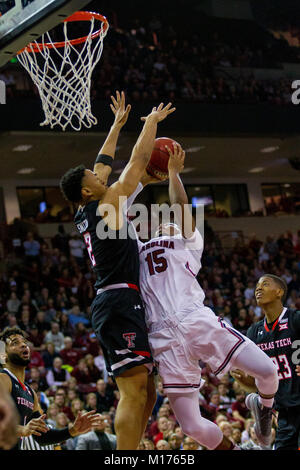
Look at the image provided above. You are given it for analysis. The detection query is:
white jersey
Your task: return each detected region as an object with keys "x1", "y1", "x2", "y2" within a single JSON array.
[{"x1": 139, "y1": 229, "x2": 205, "y2": 330}]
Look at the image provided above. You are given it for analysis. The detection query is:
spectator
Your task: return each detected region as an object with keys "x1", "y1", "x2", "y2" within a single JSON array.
[
  {"x1": 53, "y1": 388, "x2": 74, "y2": 421},
  {"x1": 153, "y1": 417, "x2": 172, "y2": 446},
  {"x1": 85, "y1": 392, "x2": 98, "y2": 412},
  {"x1": 156, "y1": 439, "x2": 170, "y2": 450},
  {"x1": 217, "y1": 383, "x2": 233, "y2": 411},
  {"x1": 232, "y1": 428, "x2": 242, "y2": 445},
  {"x1": 46, "y1": 403, "x2": 60, "y2": 427},
  {"x1": 218, "y1": 421, "x2": 233, "y2": 442},
  {"x1": 84, "y1": 354, "x2": 102, "y2": 383},
  {"x1": 240, "y1": 425, "x2": 262, "y2": 450},
  {"x1": 28, "y1": 342, "x2": 45, "y2": 373},
  {"x1": 35, "y1": 310, "x2": 51, "y2": 335},
  {"x1": 44, "y1": 321, "x2": 65, "y2": 352},
  {"x1": 55, "y1": 412, "x2": 76, "y2": 450},
  {"x1": 95, "y1": 379, "x2": 115, "y2": 413},
  {"x1": 71, "y1": 398, "x2": 84, "y2": 420},
  {"x1": 182, "y1": 436, "x2": 202, "y2": 450},
  {"x1": 60, "y1": 336, "x2": 82, "y2": 368},
  {"x1": 231, "y1": 389, "x2": 248, "y2": 428},
  {"x1": 27, "y1": 324, "x2": 44, "y2": 349},
  {"x1": 71, "y1": 358, "x2": 92, "y2": 385},
  {"x1": 46, "y1": 356, "x2": 71, "y2": 389},
  {"x1": 94, "y1": 346, "x2": 106, "y2": 378},
  {"x1": 168, "y1": 432, "x2": 183, "y2": 450},
  {"x1": 41, "y1": 341, "x2": 61, "y2": 369},
  {"x1": 27, "y1": 366, "x2": 48, "y2": 391},
  {"x1": 68, "y1": 305, "x2": 90, "y2": 328},
  {"x1": 23, "y1": 232, "x2": 40, "y2": 261},
  {"x1": 6, "y1": 292, "x2": 21, "y2": 314}
]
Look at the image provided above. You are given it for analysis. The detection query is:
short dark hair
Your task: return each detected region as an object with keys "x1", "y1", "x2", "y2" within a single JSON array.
[
  {"x1": 60, "y1": 164, "x2": 86, "y2": 202},
  {"x1": 260, "y1": 274, "x2": 287, "y2": 302},
  {"x1": 0, "y1": 327, "x2": 26, "y2": 346}
]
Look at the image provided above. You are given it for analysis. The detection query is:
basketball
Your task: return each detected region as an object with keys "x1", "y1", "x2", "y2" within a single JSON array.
[{"x1": 146, "y1": 137, "x2": 179, "y2": 180}]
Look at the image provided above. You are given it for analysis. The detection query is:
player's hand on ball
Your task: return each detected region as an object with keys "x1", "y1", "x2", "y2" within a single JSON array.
[
  {"x1": 141, "y1": 102, "x2": 176, "y2": 123},
  {"x1": 166, "y1": 143, "x2": 185, "y2": 174},
  {"x1": 110, "y1": 90, "x2": 131, "y2": 128},
  {"x1": 296, "y1": 365, "x2": 300, "y2": 376},
  {"x1": 141, "y1": 169, "x2": 168, "y2": 186}
]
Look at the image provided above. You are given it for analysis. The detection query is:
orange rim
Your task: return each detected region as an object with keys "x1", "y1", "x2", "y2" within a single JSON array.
[{"x1": 17, "y1": 11, "x2": 109, "y2": 54}]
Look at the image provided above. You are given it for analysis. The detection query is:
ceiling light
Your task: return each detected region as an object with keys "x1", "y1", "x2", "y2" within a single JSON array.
[
  {"x1": 186, "y1": 146, "x2": 206, "y2": 153},
  {"x1": 260, "y1": 146, "x2": 279, "y2": 153},
  {"x1": 283, "y1": 184, "x2": 291, "y2": 188},
  {"x1": 181, "y1": 167, "x2": 196, "y2": 174},
  {"x1": 248, "y1": 167, "x2": 264, "y2": 173},
  {"x1": 17, "y1": 168, "x2": 36, "y2": 174},
  {"x1": 13, "y1": 145, "x2": 33, "y2": 152}
]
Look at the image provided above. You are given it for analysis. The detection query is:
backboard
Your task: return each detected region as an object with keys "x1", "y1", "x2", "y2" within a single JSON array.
[{"x1": 0, "y1": 0, "x2": 92, "y2": 68}]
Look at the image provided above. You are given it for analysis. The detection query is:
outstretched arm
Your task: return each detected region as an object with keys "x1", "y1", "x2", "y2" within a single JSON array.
[
  {"x1": 99, "y1": 103, "x2": 175, "y2": 230},
  {"x1": 167, "y1": 144, "x2": 195, "y2": 239},
  {"x1": 94, "y1": 91, "x2": 131, "y2": 185},
  {"x1": 116, "y1": 102, "x2": 175, "y2": 196}
]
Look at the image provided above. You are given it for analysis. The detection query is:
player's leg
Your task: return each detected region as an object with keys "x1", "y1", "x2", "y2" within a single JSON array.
[
  {"x1": 115, "y1": 365, "x2": 149, "y2": 450},
  {"x1": 274, "y1": 407, "x2": 300, "y2": 450},
  {"x1": 231, "y1": 342, "x2": 278, "y2": 447},
  {"x1": 138, "y1": 373, "x2": 157, "y2": 444},
  {"x1": 91, "y1": 289, "x2": 155, "y2": 449},
  {"x1": 231, "y1": 342, "x2": 278, "y2": 405},
  {"x1": 167, "y1": 391, "x2": 238, "y2": 450}
]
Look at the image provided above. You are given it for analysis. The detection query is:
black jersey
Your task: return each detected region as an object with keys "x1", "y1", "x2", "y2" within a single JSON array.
[
  {"x1": 74, "y1": 199, "x2": 140, "y2": 289},
  {"x1": 247, "y1": 308, "x2": 300, "y2": 410},
  {"x1": 1, "y1": 368, "x2": 35, "y2": 450},
  {"x1": 1, "y1": 368, "x2": 35, "y2": 425}
]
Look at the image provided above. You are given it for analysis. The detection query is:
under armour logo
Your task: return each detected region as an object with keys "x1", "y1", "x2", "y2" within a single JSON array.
[
  {"x1": 258, "y1": 331, "x2": 263, "y2": 335},
  {"x1": 123, "y1": 332, "x2": 136, "y2": 348},
  {"x1": 134, "y1": 305, "x2": 142, "y2": 310}
]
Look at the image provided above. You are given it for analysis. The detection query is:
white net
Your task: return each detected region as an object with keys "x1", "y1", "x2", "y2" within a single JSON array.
[{"x1": 17, "y1": 15, "x2": 109, "y2": 131}]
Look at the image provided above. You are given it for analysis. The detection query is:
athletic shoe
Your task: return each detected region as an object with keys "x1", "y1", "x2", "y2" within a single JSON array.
[{"x1": 245, "y1": 393, "x2": 273, "y2": 448}]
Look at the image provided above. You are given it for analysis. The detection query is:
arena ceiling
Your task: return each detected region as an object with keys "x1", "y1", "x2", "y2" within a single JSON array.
[{"x1": 0, "y1": 131, "x2": 300, "y2": 181}]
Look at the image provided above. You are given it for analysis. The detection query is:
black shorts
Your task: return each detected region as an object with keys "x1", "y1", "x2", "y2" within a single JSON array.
[
  {"x1": 275, "y1": 406, "x2": 300, "y2": 450},
  {"x1": 91, "y1": 287, "x2": 154, "y2": 378}
]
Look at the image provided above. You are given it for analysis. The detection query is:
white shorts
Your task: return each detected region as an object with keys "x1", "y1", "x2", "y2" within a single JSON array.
[{"x1": 148, "y1": 305, "x2": 252, "y2": 394}]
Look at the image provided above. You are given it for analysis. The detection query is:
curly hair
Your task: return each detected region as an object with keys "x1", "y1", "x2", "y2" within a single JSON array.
[
  {"x1": 0, "y1": 327, "x2": 26, "y2": 346},
  {"x1": 59, "y1": 164, "x2": 86, "y2": 203}
]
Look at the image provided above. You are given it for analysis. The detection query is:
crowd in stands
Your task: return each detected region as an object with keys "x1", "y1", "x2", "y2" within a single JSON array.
[
  {"x1": 0, "y1": 11, "x2": 297, "y2": 105},
  {"x1": 0, "y1": 218, "x2": 299, "y2": 449}
]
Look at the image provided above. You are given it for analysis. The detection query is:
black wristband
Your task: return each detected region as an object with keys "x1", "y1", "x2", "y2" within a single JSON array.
[{"x1": 95, "y1": 154, "x2": 113, "y2": 167}]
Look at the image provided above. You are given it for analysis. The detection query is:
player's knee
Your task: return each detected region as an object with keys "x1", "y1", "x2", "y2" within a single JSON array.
[
  {"x1": 180, "y1": 416, "x2": 206, "y2": 438},
  {"x1": 126, "y1": 378, "x2": 148, "y2": 406},
  {"x1": 266, "y1": 358, "x2": 278, "y2": 382}
]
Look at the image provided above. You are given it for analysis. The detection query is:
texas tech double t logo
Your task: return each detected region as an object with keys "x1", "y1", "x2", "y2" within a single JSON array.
[{"x1": 123, "y1": 332, "x2": 136, "y2": 348}]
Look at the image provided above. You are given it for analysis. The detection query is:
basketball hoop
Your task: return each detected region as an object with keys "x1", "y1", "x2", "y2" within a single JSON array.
[{"x1": 17, "y1": 12, "x2": 109, "y2": 131}]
